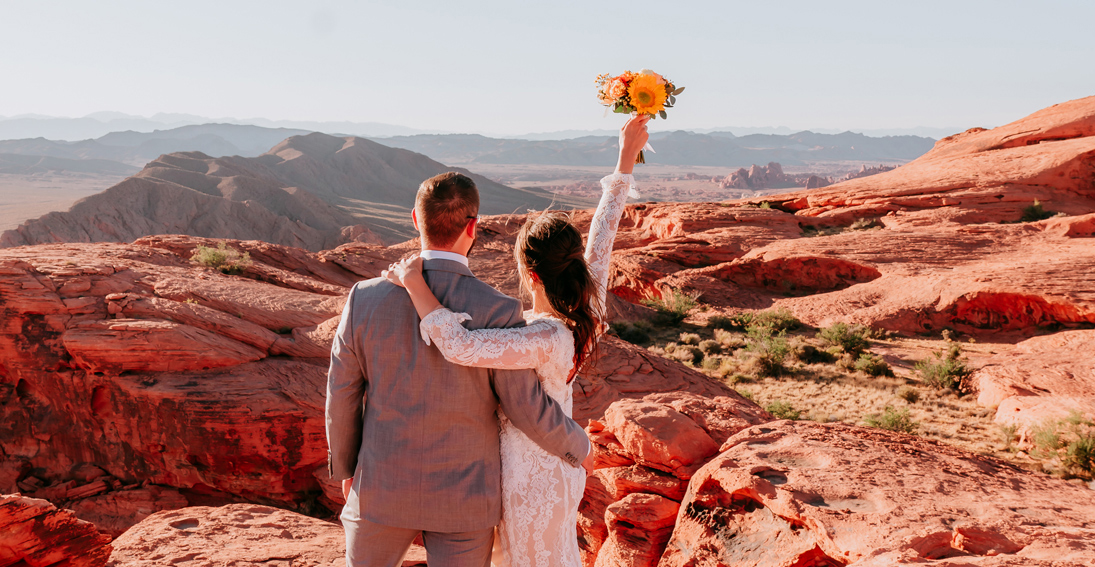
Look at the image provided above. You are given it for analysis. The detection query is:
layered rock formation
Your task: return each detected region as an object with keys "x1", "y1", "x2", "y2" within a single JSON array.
[
  {"x1": 661, "y1": 421, "x2": 1095, "y2": 566},
  {"x1": 0, "y1": 494, "x2": 112, "y2": 567},
  {"x1": 1, "y1": 132, "x2": 585, "y2": 248},
  {"x1": 0, "y1": 232, "x2": 748, "y2": 539},
  {"x1": 588, "y1": 97, "x2": 1095, "y2": 337},
  {"x1": 973, "y1": 330, "x2": 1095, "y2": 436}
]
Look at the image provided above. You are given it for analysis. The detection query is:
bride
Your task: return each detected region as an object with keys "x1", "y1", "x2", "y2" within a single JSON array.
[{"x1": 383, "y1": 114, "x2": 649, "y2": 567}]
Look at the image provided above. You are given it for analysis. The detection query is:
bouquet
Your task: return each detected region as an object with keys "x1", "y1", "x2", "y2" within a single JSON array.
[{"x1": 595, "y1": 69, "x2": 684, "y2": 163}]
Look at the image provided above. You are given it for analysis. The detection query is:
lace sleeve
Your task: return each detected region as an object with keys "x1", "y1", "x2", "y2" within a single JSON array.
[
  {"x1": 419, "y1": 307, "x2": 559, "y2": 370},
  {"x1": 585, "y1": 172, "x2": 635, "y2": 313}
]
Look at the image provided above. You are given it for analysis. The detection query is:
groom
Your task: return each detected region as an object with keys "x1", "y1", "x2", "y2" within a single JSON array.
[{"x1": 326, "y1": 172, "x2": 593, "y2": 567}]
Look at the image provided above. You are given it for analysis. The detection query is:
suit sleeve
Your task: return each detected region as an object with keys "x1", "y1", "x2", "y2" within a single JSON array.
[
  {"x1": 325, "y1": 284, "x2": 367, "y2": 480},
  {"x1": 489, "y1": 301, "x2": 590, "y2": 468}
]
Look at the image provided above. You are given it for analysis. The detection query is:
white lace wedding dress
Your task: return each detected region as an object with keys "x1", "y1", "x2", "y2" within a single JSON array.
[{"x1": 417, "y1": 172, "x2": 636, "y2": 567}]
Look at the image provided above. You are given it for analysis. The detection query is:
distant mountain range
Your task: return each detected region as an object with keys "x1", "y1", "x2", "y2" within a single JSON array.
[
  {"x1": 373, "y1": 130, "x2": 937, "y2": 167},
  {"x1": 0, "y1": 113, "x2": 429, "y2": 142},
  {"x1": 1, "y1": 133, "x2": 590, "y2": 249},
  {"x1": 0, "y1": 112, "x2": 964, "y2": 142},
  {"x1": 0, "y1": 123, "x2": 938, "y2": 173}
]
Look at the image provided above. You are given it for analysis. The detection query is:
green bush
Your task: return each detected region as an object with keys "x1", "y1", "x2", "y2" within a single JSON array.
[
  {"x1": 736, "y1": 388, "x2": 756, "y2": 402},
  {"x1": 863, "y1": 406, "x2": 918, "y2": 434},
  {"x1": 191, "y1": 242, "x2": 252, "y2": 274},
  {"x1": 915, "y1": 343, "x2": 972, "y2": 391},
  {"x1": 854, "y1": 353, "x2": 893, "y2": 377},
  {"x1": 746, "y1": 326, "x2": 790, "y2": 376},
  {"x1": 765, "y1": 400, "x2": 801, "y2": 420},
  {"x1": 610, "y1": 321, "x2": 650, "y2": 345},
  {"x1": 642, "y1": 289, "x2": 699, "y2": 326},
  {"x1": 816, "y1": 323, "x2": 870, "y2": 355},
  {"x1": 1031, "y1": 411, "x2": 1095, "y2": 476},
  {"x1": 735, "y1": 308, "x2": 801, "y2": 333},
  {"x1": 1020, "y1": 200, "x2": 1056, "y2": 223}
]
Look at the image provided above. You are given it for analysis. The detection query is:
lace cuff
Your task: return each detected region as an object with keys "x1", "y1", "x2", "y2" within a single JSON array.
[
  {"x1": 419, "y1": 307, "x2": 472, "y2": 346},
  {"x1": 601, "y1": 172, "x2": 639, "y2": 200}
]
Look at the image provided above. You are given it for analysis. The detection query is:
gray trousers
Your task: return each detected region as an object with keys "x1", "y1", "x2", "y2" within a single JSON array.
[{"x1": 343, "y1": 514, "x2": 493, "y2": 567}]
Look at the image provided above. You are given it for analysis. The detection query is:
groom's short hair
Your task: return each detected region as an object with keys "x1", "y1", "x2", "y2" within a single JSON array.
[{"x1": 415, "y1": 172, "x2": 480, "y2": 248}]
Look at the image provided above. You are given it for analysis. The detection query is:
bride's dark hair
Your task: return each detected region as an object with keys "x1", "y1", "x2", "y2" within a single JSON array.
[{"x1": 515, "y1": 212, "x2": 602, "y2": 383}]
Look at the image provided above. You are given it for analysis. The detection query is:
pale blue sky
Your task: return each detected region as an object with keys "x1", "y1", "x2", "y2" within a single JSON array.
[{"x1": 2, "y1": 0, "x2": 1091, "y2": 135}]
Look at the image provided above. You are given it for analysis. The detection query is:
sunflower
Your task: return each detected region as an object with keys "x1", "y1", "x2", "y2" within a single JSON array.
[{"x1": 627, "y1": 73, "x2": 667, "y2": 115}]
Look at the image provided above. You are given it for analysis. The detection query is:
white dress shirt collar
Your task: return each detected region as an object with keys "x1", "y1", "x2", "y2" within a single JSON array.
[{"x1": 420, "y1": 249, "x2": 469, "y2": 267}]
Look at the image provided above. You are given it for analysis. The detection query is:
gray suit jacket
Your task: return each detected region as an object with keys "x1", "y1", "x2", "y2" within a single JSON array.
[{"x1": 326, "y1": 258, "x2": 590, "y2": 533}]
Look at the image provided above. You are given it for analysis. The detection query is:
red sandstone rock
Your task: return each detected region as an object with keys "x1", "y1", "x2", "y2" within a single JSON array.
[
  {"x1": 66, "y1": 486, "x2": 189, "y2": 539},
  {"x1": 658, "y1": 421, "x2": 1095, "y2": 567},
  {"x1": 972, "y1": 330, "x2": 1095, "y2": 435},
  {"x1": 107, "y1": 504, "x2": 346, "y2": 567},
  {"x1": 594, "y1": 493, "x2": 679, "y2": 567},
  {"x1": 0, "y1": 236, "x2": 748, "y2": 522},
  {"x1": 580, "y1": 392, "x2": 772, "y2": 567},
  {"x1": 0, "y1": 494, "x2": 112, "y2": 567}
]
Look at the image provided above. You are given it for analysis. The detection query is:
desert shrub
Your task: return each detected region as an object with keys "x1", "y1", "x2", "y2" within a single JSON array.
[
  {"x1": 915, "y1": 343, "x2": 973, "y2": 392},
  {"x1": 1020, "y1": 200, "x2": 1056, "y2": 223},
  {"x1": 816, "y1": 323, "x2": 870, "y2": 355},
  {"x1": 191, "y1": 242, "x2": 252, "y2": 274},
  {"x1": 701, "y1": 356, "x2": 721, "y2": 371},
  {"x1": 854, "y1": 353, "x2": 894, "y2": 377},
  {"x1": 745, "y1": 326, "x2": 790, "y2": 376},
  {"x1": 895, "y1": 386, "x2": 920, "y2": 404},
  {"x1": 713, "y1": 328, "x2": 745, "y2": 350},
  {"x1": 849, "y1": 217, "x2": 881, "y2": 231},
  {"x1": 792, "y1": 343, "x2": 836, "y2": 365},
  {"x1": 1031, "y1": 411, "x2": 1095, "y2": 476},
  {"x1": 999, "y1": 424, "x2": 1018, "y2": 451},
  {"x1": 736, "y1": 388, "x2": 756, "y2": 402},
  {"x1": 736, "y1": 308, "x2": 801, "y2": 334},
  {"x1": 765, "y1": 400, "x2": 801, "y2": 420},
  {"x1": 863, "y1": 406, "x2": 918, "y2": 434},
  {"x1": 759, "y1": 201, "x2": 772, "y2": 209},
  {"x1": 679, "y1": 332, "x2": 701, "y2": 345},
  {"x1": 642, "y1": 289, "x2": 699, "y2": 326},
  {"x1": 698, "y1": 340, "x2": 721, "y2": 355},
  {"x1": 707, "y1": 315, "x2": 735, "y2": 330},
  {"x1": 669, "y1": 344, "x2": 704, "y2": 366},
  {"x1": 609, "y1": 321, "x2": 650, "y2": 345}
]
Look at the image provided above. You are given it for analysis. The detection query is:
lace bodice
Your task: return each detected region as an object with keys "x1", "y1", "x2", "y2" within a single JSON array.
[{"x1": 416, "y1": 172, "x2": 634, "y2": 567}]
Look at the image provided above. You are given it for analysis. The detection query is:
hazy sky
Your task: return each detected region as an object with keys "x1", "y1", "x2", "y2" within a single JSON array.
[{"x1": 2, "y1": 0, "x2": 1091, "y2": 135}]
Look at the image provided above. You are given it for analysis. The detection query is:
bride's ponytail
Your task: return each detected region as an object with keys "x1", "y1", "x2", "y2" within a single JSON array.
[{"x1": 515, "y1": 212, "x2": 602, "y2": 383}]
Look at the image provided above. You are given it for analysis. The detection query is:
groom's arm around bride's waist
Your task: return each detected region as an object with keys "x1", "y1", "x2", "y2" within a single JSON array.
[{"x1": 489, "y1": 300, "x2": 590, "y2": 468}]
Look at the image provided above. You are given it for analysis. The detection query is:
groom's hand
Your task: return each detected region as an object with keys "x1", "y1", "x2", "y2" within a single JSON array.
[{"x1": 581, "y1": 447, "x2": 595, "y2": 475}]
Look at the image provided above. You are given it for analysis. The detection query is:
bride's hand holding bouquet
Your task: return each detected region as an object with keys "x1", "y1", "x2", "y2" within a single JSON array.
[{"x1": 595, "y1": 69, "x2": 684, "y2": 164}]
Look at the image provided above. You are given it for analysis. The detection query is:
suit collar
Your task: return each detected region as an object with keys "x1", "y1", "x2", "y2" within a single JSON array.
[
  {"x1": 423, "y1": 257, "x2": 475, "y2": 278},
  {"x1": 420, "y1": 249, "x2": 469, "y2": 267}
]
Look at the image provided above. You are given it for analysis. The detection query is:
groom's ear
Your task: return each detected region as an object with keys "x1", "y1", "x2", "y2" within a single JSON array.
[
  {"x1": 465, "y1": 217, "x2": 477, "y2": 238},
  {"x1": 411, "y1": 208, "x2": 420, "y2": 231}
]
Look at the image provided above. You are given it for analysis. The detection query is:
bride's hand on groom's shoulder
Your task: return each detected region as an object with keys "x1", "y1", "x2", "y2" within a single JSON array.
[{"x1": 382, "y1": 255, "x2": 424, "y2": 288}]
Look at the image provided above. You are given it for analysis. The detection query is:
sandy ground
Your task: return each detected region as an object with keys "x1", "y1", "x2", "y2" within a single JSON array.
[{"x1": 0, "y1": 173, "x2": 130, "y2": 231}]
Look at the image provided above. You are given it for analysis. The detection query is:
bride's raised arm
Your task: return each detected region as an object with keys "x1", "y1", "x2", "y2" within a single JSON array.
[{"x1": 586, "y1": 114, "x2": 649, "y2": 316}]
